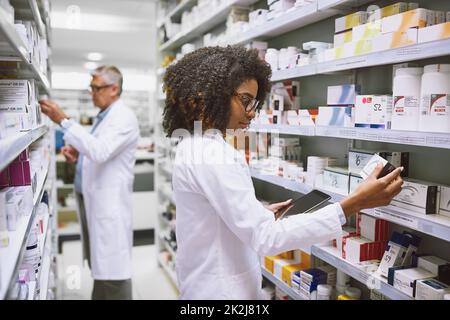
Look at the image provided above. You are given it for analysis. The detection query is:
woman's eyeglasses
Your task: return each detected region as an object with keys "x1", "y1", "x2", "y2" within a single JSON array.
[{"x1": 234, "y1": 93, "x2": 262, "y2": 113}]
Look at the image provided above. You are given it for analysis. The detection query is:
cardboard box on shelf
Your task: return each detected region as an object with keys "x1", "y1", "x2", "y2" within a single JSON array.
[
  {"x1": 355, "y1": 95, "x2": 393, "y2": 129},
  {"x1": 335, "y1": 11, "x2": 368, "y2": 33},
  {"x1": 381, "y1": 9, "x2": 430, "y2": 34},
  {"x1": 418, "y1": 22, "x2": 450, "y2": 43},
  {"x1": 392, "y1": 179, "x2": 439, "y2": 215},
  {"x1": 373, "y1": 28, "x2": 418, "y2": 52},
  {"x1": 352, "y1": 20, "x2": 382, "y2": 41},
  {"x1": 334, "y1": 30, "x2": 353, "y2": 46}
]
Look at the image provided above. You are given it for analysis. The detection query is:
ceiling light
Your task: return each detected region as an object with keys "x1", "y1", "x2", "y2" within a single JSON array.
[{"x1": 86, "y1": 52, "x2": 103, "y2": 61}]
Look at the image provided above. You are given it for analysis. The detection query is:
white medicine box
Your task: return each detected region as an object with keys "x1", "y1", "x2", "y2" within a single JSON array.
[{"x1": 355, "y1": 95, "x2": 393, "y2": 129}]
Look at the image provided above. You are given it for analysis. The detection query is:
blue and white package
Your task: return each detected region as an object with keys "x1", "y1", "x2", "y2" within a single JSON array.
[
  {"x1": 327, "y1": 84, "x2": 361, "y2": 106},
  {"x1": 317, "y1": 106, "x2": 353, "y2": 127}
]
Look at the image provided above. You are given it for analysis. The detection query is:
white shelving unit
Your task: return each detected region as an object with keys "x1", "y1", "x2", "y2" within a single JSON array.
[
  {"x1": 261, "y1": 268, "x2": 306, "y2": 300},
  {"x1": 0, "y1": 126, "x2": 49, "y2": 171},
  {"x1": 0, "y1": 0, "x2": 55, "y2": 300},
  {"x1": 0, "y1": 7, "x2": 51, "y2": 94},
  {"x1": 232, "y1": 1, "x2": 341, "y2": 45},
  {"x1": 311, "y1": 245, "x2": 413, "y2": 300},
  {"x1": 159, "y1": 0, "x2": 259, "y2": 52},
  {"x1": 155, "y1": 0, "x2": 450, "y2": 300},
  {"x1": 250, "y1": 168, "x2": 450, "y2": 243},
  {"x1": 157, "y1": 0, "x2": 196, "y2": 28},
  {"x1": 270, "y1": 39, "x2": 450, "y2": 82},
  {"x1": 248, "y1": 124, "x2": 450, "y2": 149},
  {"x1": 0, "y1": 161, "x2": 49, "y2": 299},
  {"x1": 249, "y1": 124, "x2": 315, "y2": 137}
]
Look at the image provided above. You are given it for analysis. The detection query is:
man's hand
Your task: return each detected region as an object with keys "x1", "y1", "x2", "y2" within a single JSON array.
[
  {"x1": 61, "y1": 146, "x2": 79, "y2": 164},
  {"x1": 266, "y1": 199, "x2": 293, "y2": 220},
  {"x1": 39, "y1": 99, "x2": 67, "y2": 125},
  {"x1": 340, "y1": 163, "x2": 404, "y2": 217}
]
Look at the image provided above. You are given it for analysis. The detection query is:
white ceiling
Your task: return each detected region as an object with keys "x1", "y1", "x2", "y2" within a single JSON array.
[{"x1": 50, "y1": 0, "x2": 156, "y2": 73}]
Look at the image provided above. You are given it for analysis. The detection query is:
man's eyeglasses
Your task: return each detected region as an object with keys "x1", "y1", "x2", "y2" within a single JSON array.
[
  {"x1": 89, "y1": 84, "x2": 113, "y2": 93},
  {"x1": 234, "y1": 93, "x2": 262, "y2": 113}
]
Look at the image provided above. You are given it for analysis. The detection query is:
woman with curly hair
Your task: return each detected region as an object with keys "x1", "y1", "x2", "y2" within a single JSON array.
[{"x1": 162, "y1": 46, "x2": 403, "y2": 300}]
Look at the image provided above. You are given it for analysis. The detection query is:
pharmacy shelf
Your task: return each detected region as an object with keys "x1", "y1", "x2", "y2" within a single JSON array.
[
  {"x1": 315, "y1": 126, "x2": 450, "y2": 150},
  {"x1": 248, "y1": 124, "x2": 450, "y2": 149},
  {"x1": 249, "y1": 124, "x2": 315, "y2": 136},
  {"x1": 317, "y1": 0, "x2": 375, "y2": 11},
  {"x1": 160, "y1": 233, "x2": 177, "y2": 259},
  {"x1": 250, "y1": 168, "x2": 450, "y2": 242},
  {"x1": 370, "y1": 206, "x2": 450, "y2": 243},
  {"x1": 233, "y1": 1, "x2": 341, "y2": 45},
  {"x1": 270, "y1": 39, "x2": 450, "y2": 82},
  {"x1": 38, "y1": 212, "x2": 50, "y2": 255},
  {"x1": 159, "y1": 0, "x2": 258, "y2": 52},
  {"x1": 0, "y1": 125, "x2": 48, "y2": 171},
  {"x1": 250, "y1": 168, "x2": 312, "y2": 195},
  {"x1": 261, "y1": 267, "x2": 306, "y2": 300},
  {"x1": 271, "y1": 64, "x2": 316, "y2": 82},
  {"x1": 158, "y1": 254, "x2": 178, "y2": 288},
  {"x1": 38, "y1": 228, "x2": 52, "y2": 301},
  {"x1": 311, "y1": 245, "x2": 413, "y2": 300},
  {"x1": 27, "y1": 280, "x2": 36, "y2": 300},
  {"x1": 157, "y1": 0, "x2": 196, "y2": 28},
  {"x1": 11, "y1": 0, "x2": 46, "y2": 37},
  {"x1": 0, "y1": 7, "x2": 51, "y2": 94},
  {"x1": 0, "y1": 162, "x2": 49, "y2": 299}
]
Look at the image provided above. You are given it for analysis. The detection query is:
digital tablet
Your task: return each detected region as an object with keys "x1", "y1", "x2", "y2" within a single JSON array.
[{"x1": 275, "y1": 190, "x2": 331, "y2": 220}]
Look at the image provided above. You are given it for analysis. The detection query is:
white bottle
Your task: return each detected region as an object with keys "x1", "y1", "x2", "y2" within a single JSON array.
[
  {"x1": 265, "y1": 48, "x2": 279, "y2": 72},
  {"x1": 391, "y1": 67, "x2": 423, "y2": 131},
  {"x1": 419, "y1": 64, "x2": 450, "y2": 133},
  {"x1": 317, "y1": 284, "x2": 332, "y2": 300}
]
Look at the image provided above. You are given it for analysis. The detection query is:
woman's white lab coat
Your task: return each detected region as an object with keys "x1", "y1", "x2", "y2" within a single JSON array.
[
  {"x1": 63, "y1": 100, "x2": 139, "y2": 280},
  {"x1": 173, "y1": 132, "x2": 344, "y2": 300}
]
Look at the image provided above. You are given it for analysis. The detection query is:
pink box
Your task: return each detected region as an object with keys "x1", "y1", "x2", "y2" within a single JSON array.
[
  {"x1": 8, "y1": 160, "x2": 31, "y2": 186},
  {"x1": 0, "y1": 169, "x2": 10, "y2": 188}
]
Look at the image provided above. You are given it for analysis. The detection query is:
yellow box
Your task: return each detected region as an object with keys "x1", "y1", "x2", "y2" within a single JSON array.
[
  {"x1": 369, "y1": 2, "x2": 409, "y2": 21},
  {"x1": 264, "y1": 255, "x2": 281, "y2": 274},
  {"x1": 353, "y1": 20, "x2": 382, "y2": 41},
  {"x1": 334, "y1": 40, "x2": 373, "y2": 59},
  {"x1": 335, "y1": 11, "x2": 367, "y2": 33},
  {"x1": 418, "y1": 22, "x2": 450, "y2": 43},
  {"x1": 334, "y1": 30, "x2": 353, "y2": 46},
  {"x1": 281, "y1": 263, "x2": 306, "y2": 287},
  {"x1": 381, "y1": 9, "x2": 429, "y2": 34},
  {"x1": 274, "y1": 259, "x2": 297, "y2": 280},
  {"x1": 301, "y1": 251, "x2": 311, "y2": 268},
  {"x1": 373, "y1": 28, "x2": 417, "y2": 52},
  {"x1": 280, "y1": 250, "x2": 294, "y2": 260}
]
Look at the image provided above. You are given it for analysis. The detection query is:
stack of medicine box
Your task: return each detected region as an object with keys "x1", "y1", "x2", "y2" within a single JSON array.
[
  {"x1": 263, "y1": 250, "x2": 311, "y2": 287},
  {"x1": 270, "y1": 80, "x2": 300, "y2": 125},
  {"x1": 325, "y1": 3, "x2": 445, "y2": 61},
  {"x1": 0, "y1": 79, "x2": 42, "y2": 139},
  {"x1": 387, "y1": 254, "x2": 450, "y2": 298},
  {"x1": 316, "y1": 84, "x2": 360, "y2": 128},
  {"x1": 341, "y1": 213, "x2": 390, "y2": 263},
  {"x1": 0, "y1": 149, "x2": 32, "y2": 189},
  {"x1": 377, "y1": 231, "x2": 422, "y2": 278},
  {"x1": 296, "y1": 266, "x2": 336, "y2": 300}
]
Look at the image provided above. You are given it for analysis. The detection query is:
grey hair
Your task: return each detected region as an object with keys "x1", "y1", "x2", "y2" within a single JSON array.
[{"x1": 92, "y1": 65, "x2": 123, "y2": 96}]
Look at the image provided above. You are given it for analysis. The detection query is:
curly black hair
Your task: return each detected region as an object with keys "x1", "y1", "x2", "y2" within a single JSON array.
[{"x1": 162, "y1": 46, "x2": 272, "y2": 136}]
